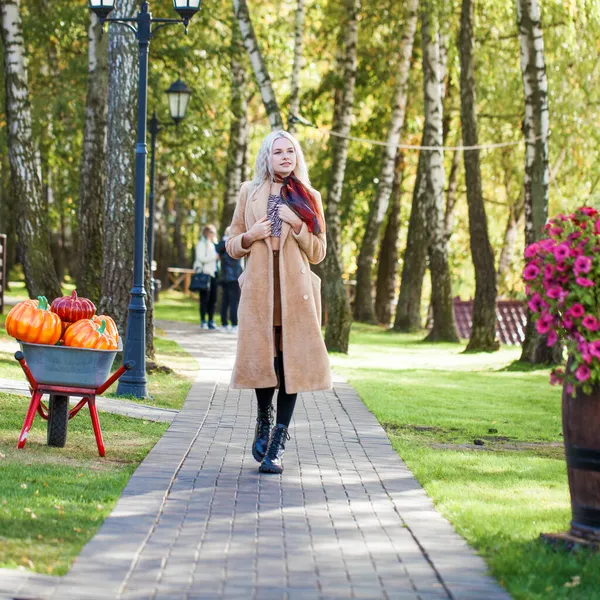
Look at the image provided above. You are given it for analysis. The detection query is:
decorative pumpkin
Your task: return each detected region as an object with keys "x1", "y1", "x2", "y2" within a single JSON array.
[
  {"x1": 50, "y1": 290, "x2": 96, "y2": 322},
  {"x1": 91, "y1": 315, "x2": 119, "y2": 342},
  {"x1": 5, "y1": 296, "x2": 62, "y2": 345},
  {"x1": 63, "y1": 319, "x2": 118, "y2": 350}
]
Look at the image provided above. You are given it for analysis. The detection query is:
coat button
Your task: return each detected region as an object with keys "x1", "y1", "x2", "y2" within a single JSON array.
[
  {"x1": 303, "y1": 294, "x2": 309, "y2": 300},
  {"x1": 301, "y1": 267, "x2": 306, "y2": 274}
]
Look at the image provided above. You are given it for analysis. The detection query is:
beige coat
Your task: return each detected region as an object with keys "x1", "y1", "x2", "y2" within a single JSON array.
[{"x1": 225, "y1": 180, "x2": 331, "y2": 394}]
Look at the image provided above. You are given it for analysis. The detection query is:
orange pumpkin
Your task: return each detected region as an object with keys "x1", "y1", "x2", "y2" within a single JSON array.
[
  {"x1": 63, "y1": 319, "x2": 118, "y2": 350},
  {"x1": 91, "y1": 315, "x2": 119, "y2": 342},
  {"x1": 50, "y1": 290, "x2": 96, "y2": 322},
  {"x1": 5, "y1": 296, "x2": 62, "y2": 345}
]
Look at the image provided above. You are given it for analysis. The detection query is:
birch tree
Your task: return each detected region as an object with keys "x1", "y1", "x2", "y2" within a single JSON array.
[
  {"x1": 221, "y1": 17, "x2": 249, "y2": 232},
  {"x1": 460, "y1": 0, "x2": 498, "y2": 351},
  {"x1": 322, "y1": 0, "x2": 360, "y2": 353},
  {"x1": 353, "y1": 0, "x2": 418, "y2": 323},
  {"x1": 421, "y1": 2, "x2": 458, "y2": 342},
  {"x1": 374, "y1": 151, "x2": 405, "y2": 326},
  {"x1": 233, "y1": 0, "x2": 283, "y2": 131},
  {"x1": 393, "y1": 27, "x2": 450, "y2": 333},
  {"x1": 77, "y1": 13, "x2": 108, "y2": 304},
  {"x1": 516, "y1": 0, "x2": 553, "y2": 363},
  {"x1": 287, "y1": 0, "x2": 305, "y2": 134},
  {"x1": 99, "y1": 0, "x2": 153, "y2": 358},
  {"x1": 0, "y1": 0, "x2": 61, "y2": 300}
]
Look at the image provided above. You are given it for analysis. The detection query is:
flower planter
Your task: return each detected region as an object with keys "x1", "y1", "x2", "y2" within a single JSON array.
[{"x1": 562, "y1": 379, "x2": 600, "y2": 541}]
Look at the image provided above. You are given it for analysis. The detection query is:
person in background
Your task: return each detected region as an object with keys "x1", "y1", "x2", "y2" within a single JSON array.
[
  {"x1": 194, "y1": 224, "x2": 219, "y2": 330},
  {"x1": 216, "y1": 226, "x2": 243, "y2": 333}
]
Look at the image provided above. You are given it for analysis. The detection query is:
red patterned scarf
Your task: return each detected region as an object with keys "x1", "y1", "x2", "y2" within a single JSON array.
[{"x1": 278, "y1": 175, "x2": 325, "y2": 234}]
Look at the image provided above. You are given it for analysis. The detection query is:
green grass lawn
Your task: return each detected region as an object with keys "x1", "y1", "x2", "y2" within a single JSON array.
[
  {"x1": 330, "y1": 324, "x2": 599, "y2": 600},
  {"x1": 154, "y1": 288, "x2": 202, "y2": 324},
  {"x1": 0, "y1": 392, "x2": 169, "y2": 575}
]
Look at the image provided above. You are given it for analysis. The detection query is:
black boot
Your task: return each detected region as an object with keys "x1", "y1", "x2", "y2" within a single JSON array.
[
  {"x1": 252, "y1": 404, "x2": 273, "y2": 463},
  {"x1": 259, "y1": 424, "x2": 290, "y2": 474}
]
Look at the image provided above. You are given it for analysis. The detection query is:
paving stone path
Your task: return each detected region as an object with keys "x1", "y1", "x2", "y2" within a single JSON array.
[{"x1": 0, "y1": 320, "x2": 511, "y2": 600}]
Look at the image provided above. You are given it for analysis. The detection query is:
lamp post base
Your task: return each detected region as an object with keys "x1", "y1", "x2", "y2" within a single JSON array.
[{"x1": 116, "y1": 377, "x2": 148, "y2": 398}]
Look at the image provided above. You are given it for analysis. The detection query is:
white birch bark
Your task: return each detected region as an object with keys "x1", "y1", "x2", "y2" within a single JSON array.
[
  {"x1": 77, "y1": 13, "x2": 108, "y2": 303},
  {"x1": 322, "y1": 0, "x2": 361, "y2": 353},
  {"x1": 233, "y1": 0, "x2": 283, "y2": 131},
  {"x1": 353, "y1": 0, "x2": 418, "y2": 322},
  {"x1": 516, "y1": 0, "x2": 549, "y2": 246},
  {"x1": 421, "y1": 2, "x2": 458, "y2": 342},
  {"x1": 0, "y1": 0, "x2": 61, "y2": 299},
  {"x1": 288, "y1": 0, "x2": 305, "y2": 134},
  {"x1": 516, "y1": 0, "x2": 554, "y2": 363}
]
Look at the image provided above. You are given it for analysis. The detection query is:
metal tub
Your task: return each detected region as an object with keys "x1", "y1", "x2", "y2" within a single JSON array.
[{"x1": 19, "y1": 341, "x2": 119, "y2": 389}]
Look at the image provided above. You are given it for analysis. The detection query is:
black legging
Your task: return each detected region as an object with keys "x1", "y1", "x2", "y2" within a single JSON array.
[
  {"x1": 255, "y1": 351, "x2": 297, "y2": 427},
  {"x1": 199, "y1": 276, "x2": 217, "y2": 322}
]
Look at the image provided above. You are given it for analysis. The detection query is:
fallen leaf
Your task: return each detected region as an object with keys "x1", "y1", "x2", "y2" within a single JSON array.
[
  {"x1": 73, "y1": 527, "x2": 82, "y2": 533},
  {"x1": 20, "y1": 483, "x2": 28, "y2": 489},
  {"x1": 24, "y1": 508, "x2": 32, "y2": 513},
  {"x1": 0, "y1": 452, "x2": 6, "y2": 459}
]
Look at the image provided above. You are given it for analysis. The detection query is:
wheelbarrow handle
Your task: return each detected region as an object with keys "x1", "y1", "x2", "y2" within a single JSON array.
[
  {"x1": 95, "y1": 360, "x2": 136, "y2": 395},
  {"x1": 14, "y1": 351, "x2": 38, "y2": 390}
]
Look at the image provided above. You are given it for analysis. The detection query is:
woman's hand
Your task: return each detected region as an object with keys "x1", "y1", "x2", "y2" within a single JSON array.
[
  {"x1": 279, "y1": 205, "x2": 303, "y2": 234},
  {"x1": 243, "y1": 215, "x2": 271, "y2": 248}
]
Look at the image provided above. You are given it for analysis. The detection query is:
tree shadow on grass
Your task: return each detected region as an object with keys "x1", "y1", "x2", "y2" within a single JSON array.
[{"x1": 500, "y1": 359, "x2": 555, "y2": 373}]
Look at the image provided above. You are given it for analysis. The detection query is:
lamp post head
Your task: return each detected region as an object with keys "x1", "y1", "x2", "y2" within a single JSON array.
[
  {"x1": 166, "y1": 78, "x2": 192, "y2": 125},
  {"x1": 172, "y1": 0, "x2": 201, "y2": 24},
  {"x1": 88, "y1": 0, "x2": 115, "y2": 24}
]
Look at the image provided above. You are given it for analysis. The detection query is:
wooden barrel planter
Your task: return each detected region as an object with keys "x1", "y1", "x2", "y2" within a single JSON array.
[{"x1": 562, "y1": 380, "x2": 600, "y2": 542}]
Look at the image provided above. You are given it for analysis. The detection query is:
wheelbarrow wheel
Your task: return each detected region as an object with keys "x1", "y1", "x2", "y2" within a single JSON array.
[{"x1": 47, "y1": 395, "x2": 69, "y2": 447}]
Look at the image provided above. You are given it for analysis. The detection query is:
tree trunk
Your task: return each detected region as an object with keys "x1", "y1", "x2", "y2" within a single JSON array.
[
  {"x1": 516, "y1": 0, "x2": 555, "y2": 363},
  {"x1": 375, "y1": 151, "x2": 405, "y2": 326},
  {"x1": 497, "y1": 189, "x2": 525, "y2": 294},
  {"x1": 173, "y1": 197, "x2": 188, "y2": 267},
  {"x1": 221, "y1": 17, "x2": 249, "y2": 234},
  {"x1": 444, "y1": 144, "x2": 461, "y2": 241},
  {"x1": 0, "y1": 0, "x2": 61, "y2": 300},
  {"x1": 322, "y1": 0, "x2": 360, "y2": 354},
  {"x1": 460, "y1": 0, "x2": 498, "y2": 352},
  {"x1": 393, "y1": 144, "x2": 427, "y2": 331},
  {"x1": 99, "y1": 0, "x2": 143, "y2": 346},
  {"x1": 287, "y1": 0, "x2": 305, "y2": 133},
  {"x1": 233, "y1": 0, "x2": 283, "y2": 131},
  {"x1": 77, "y1": 14, "x2": 108, "y2": 305},
  {"x1": 421, "y1": 3, "x2": 458, "y2": 343},
  {"x1": 353, "y1": 0, "x2": 418, "y2": 323},
  {"x1": 0, "y1": 151, "x2": 17, "y2": 285}
]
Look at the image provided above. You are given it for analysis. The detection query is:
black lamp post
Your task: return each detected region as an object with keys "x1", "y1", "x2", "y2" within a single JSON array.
[
  {"x1": 88, "y1": 0, "x2": 201, "y2": 398},
  {"x1": 148, "y1": 78, "x2": 192, "y2": 300}
]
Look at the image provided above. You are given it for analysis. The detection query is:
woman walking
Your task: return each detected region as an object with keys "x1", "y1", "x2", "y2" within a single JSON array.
[
  {"x1": 194, "y1": 224, "x2": 219, "y2": 330},
  {"x1": 226, "y1": 130, "x2": 331, "y2": 474}
]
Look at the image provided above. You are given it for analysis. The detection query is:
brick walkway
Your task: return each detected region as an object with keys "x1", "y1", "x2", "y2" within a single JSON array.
[{"x1": 0, "y1": 321, "x2": 511, "y2": 600}]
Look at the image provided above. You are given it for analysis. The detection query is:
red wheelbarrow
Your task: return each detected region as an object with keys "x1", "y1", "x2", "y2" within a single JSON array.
[{"x1": 14, "y1": 342, "x2": 134, "y2": 457}]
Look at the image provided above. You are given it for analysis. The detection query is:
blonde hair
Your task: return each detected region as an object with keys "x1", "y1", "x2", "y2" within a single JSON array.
[
  {"x1": 248, "y1": 131, "x2": 310, "y2": 200},
  {"x1": 203, "y1": 224, "x2": 217, "y2": 237}
]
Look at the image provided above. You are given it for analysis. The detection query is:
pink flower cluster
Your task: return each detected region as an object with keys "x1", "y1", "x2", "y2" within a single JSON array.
[{"x1": 523, "y1": 206, "x2": 600, "y2": 394}]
